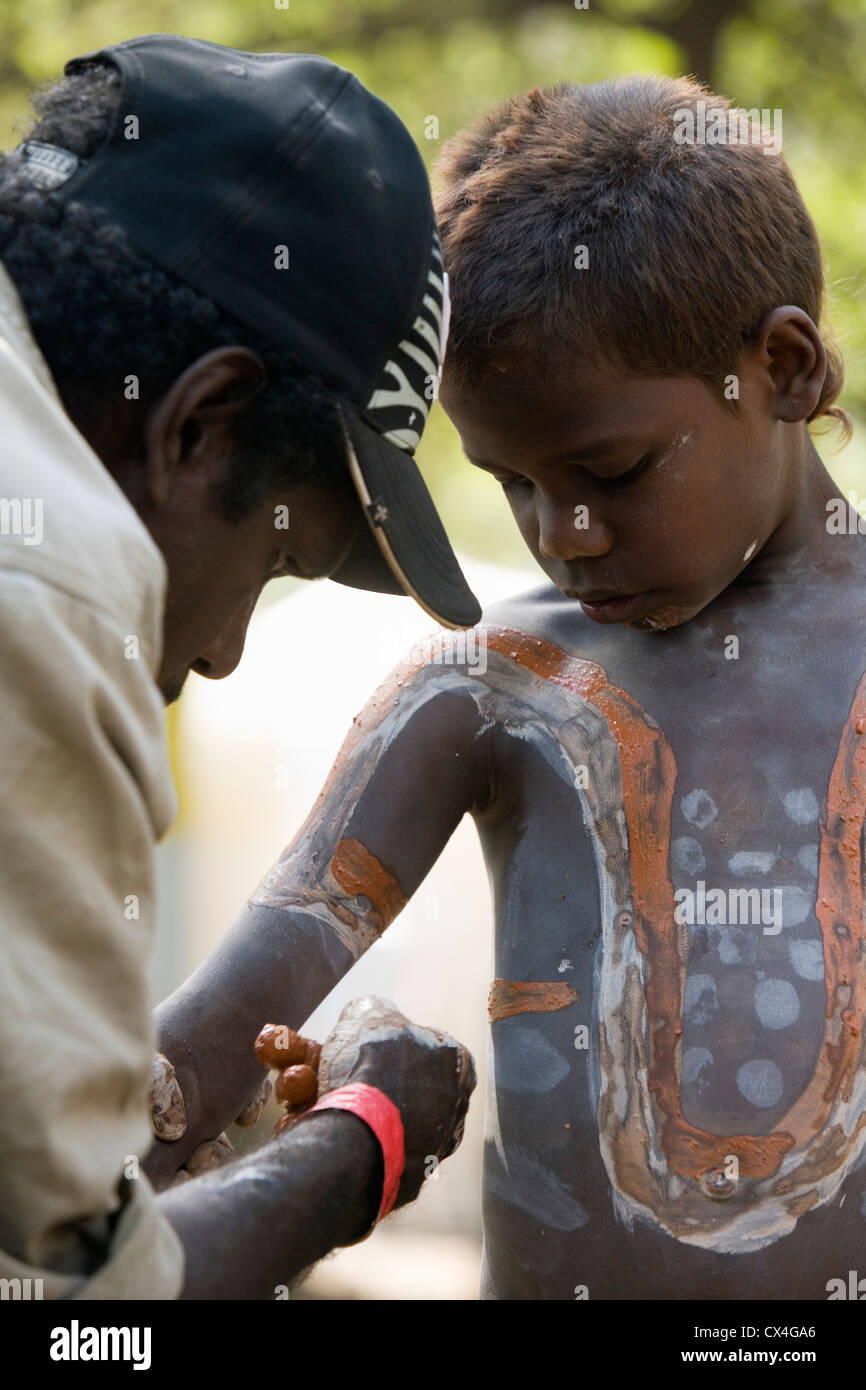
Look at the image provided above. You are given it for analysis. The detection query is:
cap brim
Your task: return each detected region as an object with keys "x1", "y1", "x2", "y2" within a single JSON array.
[{"x1": 330, "y1": 406, "x2": 482, "y2": 630}]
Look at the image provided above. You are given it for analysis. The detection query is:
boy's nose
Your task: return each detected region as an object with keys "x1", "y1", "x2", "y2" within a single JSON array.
[{"x1": 536, "y1": 496, "x2": 612, "y2": 561}]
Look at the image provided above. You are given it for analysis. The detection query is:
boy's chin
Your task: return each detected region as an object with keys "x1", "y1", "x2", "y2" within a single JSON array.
[{"x1": 626, "y1": 605, "x2": 692, "y2": 632}]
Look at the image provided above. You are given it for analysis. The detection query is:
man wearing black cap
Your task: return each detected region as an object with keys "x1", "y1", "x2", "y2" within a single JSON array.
[{"x1": 0, "y1": 34, "x2": 478, "y2": 1298}]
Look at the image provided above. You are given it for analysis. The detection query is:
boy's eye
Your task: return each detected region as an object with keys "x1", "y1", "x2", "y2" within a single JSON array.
[{"x1": 600, "y1": 453, "x2": 653, "y2": 486}]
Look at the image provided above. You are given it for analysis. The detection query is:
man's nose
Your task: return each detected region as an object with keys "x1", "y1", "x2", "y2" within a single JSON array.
[
  {"x1": 536, "y1": 494, "x2": 612, "y2": 562},
  {"x1": 194, "y1": 597, "x2": 257, "y2": 680}
]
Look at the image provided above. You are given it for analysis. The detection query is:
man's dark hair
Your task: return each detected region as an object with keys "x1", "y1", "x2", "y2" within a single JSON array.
[
  {"x1": 0, "y1": 62, "x2": 352, "y2": 519},
  {"x1": 435, "y1": 75, "x2": 851, "y2": 443}
]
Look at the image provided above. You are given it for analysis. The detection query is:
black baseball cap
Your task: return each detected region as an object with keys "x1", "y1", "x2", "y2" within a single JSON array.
[{"x1": 17, "y1": 34, "x2": 481, "y2": 628}]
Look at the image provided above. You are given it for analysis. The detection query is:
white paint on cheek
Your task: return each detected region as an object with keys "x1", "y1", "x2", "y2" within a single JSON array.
[
  {"x1": 742, "y1": 540, "x2": 758, "y2": 563},
  {"x1": 655, "y1": 433, "x2": 692, "y2": 478}
]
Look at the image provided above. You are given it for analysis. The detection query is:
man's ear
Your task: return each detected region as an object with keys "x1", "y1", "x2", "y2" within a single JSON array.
[
  {"x1": 145, "y1": 347, "x2": 267, "y2": 509},
  {"x1": 752, "y1": 306, "x2": 827, "y2": 424}
]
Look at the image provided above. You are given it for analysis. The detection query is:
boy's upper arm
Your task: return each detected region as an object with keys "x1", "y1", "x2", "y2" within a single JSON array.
[
  {"x1": 148, "y1": 651, "x2": 495, "y2": 1177},
  {"x1": 0, "y1": 569, "x2": 183, "y2": 1297},
  {"x1": 251, "y1": 654, "x2": 494, "y2": 954}
]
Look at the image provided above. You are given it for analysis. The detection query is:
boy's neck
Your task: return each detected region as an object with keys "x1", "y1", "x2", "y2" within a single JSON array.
[{"x1": 731, "y1": 435, "x2": 857, "y2": 592}]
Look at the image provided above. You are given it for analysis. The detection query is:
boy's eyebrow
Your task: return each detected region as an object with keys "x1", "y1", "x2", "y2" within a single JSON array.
[
  {"x1": 551, "y1": 438, "x2": 632, "y2": 463},
  {"x1": 464, "y1": 438, "x2": 634, "y2": 471}
]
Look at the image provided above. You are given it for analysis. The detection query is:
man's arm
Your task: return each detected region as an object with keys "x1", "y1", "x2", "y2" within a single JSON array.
[
  {"x1": 148, "y1": 654, "x2": 492, "y2": 1185},
  {"x1": 162, "y1": 1110, "x2": 382, "y2": 1298},
  {"x1": 0, "y1": 571, "x2": 183, "y2": 1297}
]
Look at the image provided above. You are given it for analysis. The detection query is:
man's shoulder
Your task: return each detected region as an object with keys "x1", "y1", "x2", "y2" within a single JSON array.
[{"x1": 0, "y1": 315, "x2": 166, "y2": 674}]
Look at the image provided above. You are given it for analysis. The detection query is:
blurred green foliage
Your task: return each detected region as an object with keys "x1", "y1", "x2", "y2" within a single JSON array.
[{"x1": 1, "y1": 0, "x2": 864, "y2": 564}]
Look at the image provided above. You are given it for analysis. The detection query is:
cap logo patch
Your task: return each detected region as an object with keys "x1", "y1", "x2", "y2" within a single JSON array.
[{"x1": 14, "y1": 141, "x2": 81, "y2": 191}]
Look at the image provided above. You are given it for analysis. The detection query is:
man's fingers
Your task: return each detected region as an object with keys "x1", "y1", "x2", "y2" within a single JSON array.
[
  {"x1": 150, "y1": 1051, "x2": 186, "y2": 1141},
  {"x1": 183, "y1": 1133, "x2": 234, "y2": 1176},
  {"x1": 167, "y1": 1133, "x2": 235, "y2": 1187},
  {"x1": 235, "y1": 1077, "x2": 272, "y2": 1127}
]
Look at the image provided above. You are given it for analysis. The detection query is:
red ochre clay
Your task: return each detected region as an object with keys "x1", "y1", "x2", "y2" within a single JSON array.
[{"x1": 488, "y1": 978, "x2": 579, "y2": 1022}]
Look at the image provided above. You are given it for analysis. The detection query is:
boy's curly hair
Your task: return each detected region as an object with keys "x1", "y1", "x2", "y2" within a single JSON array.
[
  {"x1": 0, "y1": 62, "x2": 351, "y2": 519},
  {"x1": 434, "y1": 75, "x2": 851, "y2": 444}
]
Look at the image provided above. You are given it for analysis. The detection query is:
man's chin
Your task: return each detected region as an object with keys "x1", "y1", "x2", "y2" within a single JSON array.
[{"x1": 159, "y1": 670, "x2": 190, "y2": 706}]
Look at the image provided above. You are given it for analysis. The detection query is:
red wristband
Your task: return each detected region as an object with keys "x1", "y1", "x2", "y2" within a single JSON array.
[{"x1": 305, "y1": 1082, "x2": 405, "y2": 1225}]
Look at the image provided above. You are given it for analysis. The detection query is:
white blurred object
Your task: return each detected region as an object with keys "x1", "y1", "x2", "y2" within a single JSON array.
[{"x1": 294, "y1": 1227, "x2": 481, "y2": 1301}]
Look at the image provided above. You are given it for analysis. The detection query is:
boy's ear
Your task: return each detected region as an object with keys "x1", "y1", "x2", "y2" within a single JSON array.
[{"x1": 753, "y1": 305, "x2": 827, "y2": 424}]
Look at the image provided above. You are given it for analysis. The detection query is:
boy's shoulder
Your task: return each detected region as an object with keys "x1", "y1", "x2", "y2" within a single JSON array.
[
  {"x1": 481, "y1": 580, "x2": 598, "y2": 658},
  {"x1": 483, "y1": 579, "x2": 578, "y2": 627},
  {"x1": 478, "y1": 579, "x2": 659, "y2": 682}
]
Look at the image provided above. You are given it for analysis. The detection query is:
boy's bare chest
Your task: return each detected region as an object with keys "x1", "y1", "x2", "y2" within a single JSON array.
[{"x1": 478, "y1": 614, "x2": 866, "y2": 1269}]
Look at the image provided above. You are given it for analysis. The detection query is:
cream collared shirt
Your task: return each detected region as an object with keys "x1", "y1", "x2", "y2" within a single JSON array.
[{"x1": 0, "y1": 259, "x2": 184, "y2": 1298}]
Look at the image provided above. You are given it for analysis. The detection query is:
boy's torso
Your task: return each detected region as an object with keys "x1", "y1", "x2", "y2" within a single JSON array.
[{"x1": 473, "y1": 553, "x2": 866, "y2": 1299}]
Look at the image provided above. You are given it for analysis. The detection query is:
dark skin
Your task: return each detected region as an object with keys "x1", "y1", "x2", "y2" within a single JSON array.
[
  {"x1": 64, "y1": 347, "x2": 475, "y2": 1298},
  {"x1": 150, "y1": 307, "x2": 866, "y2": 1296},
  {"x1": 79, "y1": 346, "x2": 363, "y2": 704}
]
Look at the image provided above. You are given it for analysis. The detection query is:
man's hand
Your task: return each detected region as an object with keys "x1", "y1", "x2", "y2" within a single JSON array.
[
  {"x1": 316, "y1": 995, "x2": 475, "y2": 1207},
  {"x1": 151, "y1": 1053, "x2": 272, "y2": 1186},
  {"x1": 153, "y1": 995, "x2": 475, "y2": 1210}
]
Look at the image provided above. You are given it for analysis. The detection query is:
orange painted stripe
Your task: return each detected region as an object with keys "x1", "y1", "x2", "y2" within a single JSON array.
[
  {"x1": 488, "y1": 979, "x2": 579, "y2": 1022},
  {"x1": 331, "y1": 836, "x2": 408, "y2": 935},
  {"x1": 486, "y1": 628, "x2": 866, "y2": 1180}
]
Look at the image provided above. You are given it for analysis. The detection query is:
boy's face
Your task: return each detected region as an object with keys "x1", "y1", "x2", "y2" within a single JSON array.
[{"x1": 441, "y1": 350, "x2": 792, "y2": 631}]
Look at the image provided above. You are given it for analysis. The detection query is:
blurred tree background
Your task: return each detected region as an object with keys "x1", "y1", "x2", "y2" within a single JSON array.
[{"x1": 1, "y1": 0, "x2": 864, "y2": 567}]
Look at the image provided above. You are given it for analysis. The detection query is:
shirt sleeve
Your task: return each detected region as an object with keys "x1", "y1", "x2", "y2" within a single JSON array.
[{"x1": 0, "y1": 568, "x2": 184, "y2": 1299}]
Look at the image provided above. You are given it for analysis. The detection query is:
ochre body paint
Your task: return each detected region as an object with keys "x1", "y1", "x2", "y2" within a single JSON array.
[
  {"x1": 488, "y1": 978, "x2": 579, "y2": 1022},
  {"x1": 248, "y1": 619, "x2": 866, "y2": 1253},
  {"x1": 331, "y1": 837, "x2": 408, "y2": 935},
  {"x1": 249, "y1": 650, "x2": 432, "y2": 958},
  {"x1": 486, "y1": 627, "x2": 866, "y2": 1250}
]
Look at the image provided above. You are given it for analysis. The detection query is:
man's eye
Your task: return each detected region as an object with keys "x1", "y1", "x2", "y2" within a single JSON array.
[
  {"x1": 500, "y1": 474, "x2": 532, "y2": 496},
  {"x1": 269, "y1": 549, "x2": 297, "y2": 576}
]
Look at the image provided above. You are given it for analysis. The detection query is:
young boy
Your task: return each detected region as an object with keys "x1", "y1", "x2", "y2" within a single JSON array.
[{"x1": 153, "y1": 75, "x2": 866, "y2": 1299}]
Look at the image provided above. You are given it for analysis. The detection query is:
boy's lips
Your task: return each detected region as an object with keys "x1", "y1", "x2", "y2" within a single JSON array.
[{"x1": 567, "y1": 589, "x2": 651, "y2": 622}]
